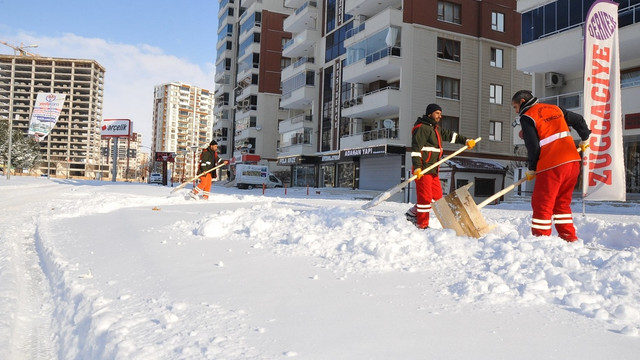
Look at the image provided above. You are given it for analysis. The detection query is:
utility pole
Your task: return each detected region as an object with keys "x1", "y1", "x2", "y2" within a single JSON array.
[{"x1": 6, "y1": 114, "x2": 16, "y2": 180}]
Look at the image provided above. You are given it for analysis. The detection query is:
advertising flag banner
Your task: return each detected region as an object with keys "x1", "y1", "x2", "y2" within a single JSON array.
[
  {"x1": 28, "y1": 93, "x2": 66, "y2": 141},
  {"x1": 582, "y1": 0, "x2": 625, "y2": 201}
]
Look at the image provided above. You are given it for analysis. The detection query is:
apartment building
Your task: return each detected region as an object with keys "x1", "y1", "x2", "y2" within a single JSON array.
[
  {"x1": 151, "y1": 82, "x2": 214, "y2": 180},
  {"x1": 0, "y1": 54, "x2": 105, "y2": 178},
  {"x1": 516, "y1": 0, "x2": 640, "y2": 194},
  {"x1": 214, "y1": 0, "x2": 293, "y2": 172},
  {"x1": 278, "y1": 0, "x2": 531, "y2": 195}
]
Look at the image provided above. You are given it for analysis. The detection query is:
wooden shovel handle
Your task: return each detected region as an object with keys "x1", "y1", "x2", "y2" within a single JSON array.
[{"x1": 477, "y1": 176, "x2": 528, "y2": 209}]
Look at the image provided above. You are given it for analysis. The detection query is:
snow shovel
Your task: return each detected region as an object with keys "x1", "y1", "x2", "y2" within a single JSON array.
[
  {"x1": 170, "y1": 163, "x2": 227, "y2": 194},
  {"x1": 361, "y1": 137, "x2": 481, "y2": 210},
  {"x1": 432, "y1": 176, "x2": 528, "y2": 238}
]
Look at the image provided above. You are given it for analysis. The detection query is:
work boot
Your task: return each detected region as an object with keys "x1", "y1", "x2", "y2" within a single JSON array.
[{"x1": 405, "y1": 207, "x2": 417, "y2": 224}]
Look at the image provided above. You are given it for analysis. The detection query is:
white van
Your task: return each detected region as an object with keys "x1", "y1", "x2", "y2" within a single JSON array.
[
  {"x1": 235, "y1": 164, "x2": 283, "y2": 189},
  {"x1": 149, "y1": 173, "x2": 162, "y2": 184}
]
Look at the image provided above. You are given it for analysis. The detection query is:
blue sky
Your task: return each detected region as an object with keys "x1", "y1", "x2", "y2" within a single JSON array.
[{"x1": 0, "y1": 0, "x2": 221, "y2": 147}]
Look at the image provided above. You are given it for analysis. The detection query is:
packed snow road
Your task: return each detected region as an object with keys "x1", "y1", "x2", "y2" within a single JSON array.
[{"x1": 1, "y1": 177, "x2": 639, "y2": 359}]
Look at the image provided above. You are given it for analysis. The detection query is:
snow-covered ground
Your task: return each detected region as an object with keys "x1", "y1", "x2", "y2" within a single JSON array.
[{"x1": 1, "y1": 176, "x2": 639, "y2": 359}]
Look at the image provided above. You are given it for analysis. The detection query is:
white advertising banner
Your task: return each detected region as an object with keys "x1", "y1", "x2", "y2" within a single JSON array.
[
  {"x1": 582, "y1": 0, "x2": 626, "y2": 201},
  {"x1": 101, "y1": 119, "x2": 132, "y2": 138},
  {"x1": 28, "y1": 93, "x2": 66, "y2": 141}
]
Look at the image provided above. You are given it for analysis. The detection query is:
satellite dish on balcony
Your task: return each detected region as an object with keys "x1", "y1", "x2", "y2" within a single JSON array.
[{"x1": 383, "y1": 119, "x2": 395, "y2": 129}]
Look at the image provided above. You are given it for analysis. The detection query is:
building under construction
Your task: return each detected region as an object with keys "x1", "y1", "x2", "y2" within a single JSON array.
[{"x1": 0, "y1": 51, "x2": 106, "y2": 178}]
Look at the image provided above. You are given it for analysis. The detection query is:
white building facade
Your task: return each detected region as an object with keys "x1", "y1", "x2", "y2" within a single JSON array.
[
  {"x1": 278, "y1": 0, "x2": 531, "y2": 199},
  {"x1": 516, "y1": 0, "x2": 640, "y2": 195}
]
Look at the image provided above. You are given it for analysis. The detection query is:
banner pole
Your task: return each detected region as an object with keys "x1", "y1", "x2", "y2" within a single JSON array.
[{"x1": 7, "y1": 114, "x2": 14, "y2": 180}]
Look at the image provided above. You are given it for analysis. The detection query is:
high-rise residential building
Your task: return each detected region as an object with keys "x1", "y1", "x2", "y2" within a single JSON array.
[
  {"x1": 151, "y1": 82, "x2": 214, "y2": 180},
  {"x1": 214, "y1": 0, "x2": 293, "y2": 171},
  {"x1": 516, "y1": 0, "x2": 640, "y2": 195},
  {"x1": 213, "y1": 0, "x2": 239, "y2": 161},
  {"x1": 278, "y1": 0, "x2": 531, "y2": 193},
  {"x1": 0, "y1": 54, "x2": 105, "y2": 178}
]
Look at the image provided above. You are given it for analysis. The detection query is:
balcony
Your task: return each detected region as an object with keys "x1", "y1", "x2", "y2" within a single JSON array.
[
  {"x1": 285, "y1": 0, "x2": 306, "y2": 8},
  {"x1": 213, "y1": 118, "x2": 231, "y2": 131},
  {"x1": 343, "y1": 46, "x2": 402, "y2": 84},
  {"x1": 281, "y1": 57, "x2": 317, "y2": 84},
  {"x1": 279, "y1": 114, "x2": 313, "y2": 133},
  {"x1": 345, "y1": 7, "x2": 402, "y2": 47},
  {"x1": 236, "y1": 84, "x2": 258, "y2": 102},
  {"x1": 341, "y1": 86, "x2": 401, "y2": 118},
  {"x1": 281, "y1": 85, "x2": 316, "y2": 110},
  {"x1": 282, "y1": 28, "x2": 320, "y2": 58},
  {"x1": 345, "y1": 0, "x2": 402, "y2": 18},
  {"x1": 518, "y1": 21, "x2": 640, "y2": 75},
  {"x1": 283, "y1": 1, "x2": 318, "y2": 34},
  {"x1": 340, "y1": 127, "x2": 400, "y2": 149}
]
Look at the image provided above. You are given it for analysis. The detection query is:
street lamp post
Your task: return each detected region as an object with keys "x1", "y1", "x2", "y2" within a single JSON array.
[
  {"x1": 180, "y1": 149, "x2": 188, "y2": 182},
  {"x1": 190, "y1": 145, "x2": 199, "y2": 186}
]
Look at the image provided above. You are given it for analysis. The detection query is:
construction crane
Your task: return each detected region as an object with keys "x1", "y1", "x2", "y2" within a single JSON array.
[{"x1": 0, "y1": 40, "x2": 39, "y2": 57}]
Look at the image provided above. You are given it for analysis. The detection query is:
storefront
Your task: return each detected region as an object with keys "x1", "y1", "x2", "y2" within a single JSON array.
[
  {"x1": 277, "y1": 144, "x2": 407, "y2": 189},
  {"x1": 318, "y1": 152, "x2": 341, "y2": 188},
  {"x1": 277, "y1": 155, "x2": 318, "y2": 187},
  {"x1": 339, "y1": 144, "x2": 406, "y2": 190}
]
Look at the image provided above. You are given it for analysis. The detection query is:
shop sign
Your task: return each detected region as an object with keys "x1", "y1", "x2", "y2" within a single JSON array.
[
  {"x1": 340, "y1": 145, "x2": 387, "y2": 159},
  {"x1": 321, "y1": 154, "x2": 340, "y2": 162},
  {"x1": 278, "y1": 156, "x2": 301, "y2": 166}
]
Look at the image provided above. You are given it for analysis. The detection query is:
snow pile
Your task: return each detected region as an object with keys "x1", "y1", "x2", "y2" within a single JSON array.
[
  {"x1": 2, "y1": 178, "x2": 640, "y2": 359},
  {"x1": 192, "y1": 201, "x2": 640, "y2": 335}
]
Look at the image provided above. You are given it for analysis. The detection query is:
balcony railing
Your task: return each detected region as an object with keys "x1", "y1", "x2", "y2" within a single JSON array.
[
  {"x1": 342, "y1": 86, "x2": 399, "y2": 109},
  {"x1": 345, "y1": 22, "x2": 365, "y2": 40},
  {"x1": 296, "y1": 1, "x2": 317, "y2": 15},
  {"x1": 366, "y1": 46, "x2": 401, "y2": 64},
  {"x1": 290, "y1": 114, "x2": 312, "y2": 123}
]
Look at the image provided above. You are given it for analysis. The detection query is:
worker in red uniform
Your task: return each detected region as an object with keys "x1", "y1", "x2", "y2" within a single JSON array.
[
  {"x1": 190, "y1": 140, "x2": 227, "y2": 200},
  {"x1": 512, "y1": 90, "x2": 591, "y2": 242},
  {"x1": 407, "y1": 103, "x2": 476, "y2": 229}
]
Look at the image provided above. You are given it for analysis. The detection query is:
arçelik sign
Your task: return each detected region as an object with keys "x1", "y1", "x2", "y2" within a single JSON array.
[{"x1": 101, "y1": 119, "x2": 132, "y2": 138}]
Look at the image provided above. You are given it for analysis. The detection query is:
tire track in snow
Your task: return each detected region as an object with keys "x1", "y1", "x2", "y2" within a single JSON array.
[{"x1": 0, "y1": 183, "x2": 58, "y2": 360}]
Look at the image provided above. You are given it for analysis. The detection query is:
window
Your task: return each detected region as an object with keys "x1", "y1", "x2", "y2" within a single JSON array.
[
  {"x1": 438, "y1": 1, "x2": 461, "y2": 24},
  {"x1": 474, "y1": 178, "x2": 496, "y2": 197},
  {"x1": 441, "y1": 116, "x2": 459, "y2": 133},
  {"x1": 437, "y1": 38, "x2": 460, "y2": 62},
  {"x1": 490, "y1": 48, "x2": 503, "y2": 68},
  {"x1": 325, "y1": 22, "x2": 354, "y2": 62},
  {"x1": 489, "y1": 121, "x2": 502, "y2": 141},
  {"x1": 491, "y1": 12, "x2": 505, "y2": 32},
  {"x1": 436, "y1": 76, "x2": 460, "y2": 100},
  {"x1": 489, "y1": 84, "x2": 503, "y2": 104},
  {"x1": 456, "y1": 179, "x2": 469, "y2": 188}
]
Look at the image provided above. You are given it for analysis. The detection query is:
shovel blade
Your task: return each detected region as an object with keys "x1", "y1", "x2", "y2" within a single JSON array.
[{"x1": 433, "y1": 183, "x2": 493, "y2": 238}]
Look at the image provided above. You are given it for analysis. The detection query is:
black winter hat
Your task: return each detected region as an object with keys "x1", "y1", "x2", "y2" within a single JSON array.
[
  {"x1": 425, "y1": 103, "x2": 442, "y2": 116},
  {"x1": 209, "y1": 140, "x2": 218, "y2": 146}
]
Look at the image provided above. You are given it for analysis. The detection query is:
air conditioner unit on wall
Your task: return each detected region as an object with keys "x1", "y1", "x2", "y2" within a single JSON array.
[{"x1": 545, "y1": 72, "x2": 564, "y2": 88}]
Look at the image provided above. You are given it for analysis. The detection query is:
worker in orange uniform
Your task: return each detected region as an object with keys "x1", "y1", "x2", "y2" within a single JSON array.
[
  {"x1": 512, "y1": 90, "x2": 591, "y2": 242},
  {"x1": 190, "y1": 140, "x2": 228, "y2": 200},
  {"x1": 407, "y1": 103, "x2": 476, "y2": 229}
]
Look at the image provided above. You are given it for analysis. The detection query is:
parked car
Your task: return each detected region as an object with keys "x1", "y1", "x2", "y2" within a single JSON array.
[{"x1": 149, "y1": 173, "x2": 163, "y2": 184}]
